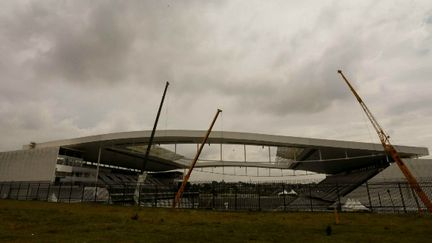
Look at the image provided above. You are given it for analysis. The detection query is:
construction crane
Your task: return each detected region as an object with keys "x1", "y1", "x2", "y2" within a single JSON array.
[
  {"x1": 134, "y1": 81, "x2": 169, "y2": 205},
  {"x1": 173, "y1": 109, "x2": 222, "y2": 208},
  {"x1": 337, "y1": 70, "x2": 432, "y2": 214}
]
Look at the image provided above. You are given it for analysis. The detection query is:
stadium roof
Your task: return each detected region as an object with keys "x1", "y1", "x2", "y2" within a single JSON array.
[{"x1": 25, "y1": 130, "x2": 429, "y2": 174}]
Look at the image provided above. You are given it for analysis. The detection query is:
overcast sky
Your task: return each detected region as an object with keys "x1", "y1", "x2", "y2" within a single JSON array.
[{"x1": 1, "y1": 0, "x2": 432, "y2": 159}]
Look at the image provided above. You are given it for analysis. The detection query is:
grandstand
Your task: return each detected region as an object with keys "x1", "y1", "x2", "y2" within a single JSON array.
[{"x1": 0, "y1": 130, "x2": 430, "y2": 208}]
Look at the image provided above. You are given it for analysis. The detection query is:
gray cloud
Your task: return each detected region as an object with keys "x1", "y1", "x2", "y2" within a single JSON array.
[
  {"x1": 2, "y1": 1, "x2": 219, "y2": 86},
  {"x1": 1, "y1": 0, "x2": 432, "y2": 154}
]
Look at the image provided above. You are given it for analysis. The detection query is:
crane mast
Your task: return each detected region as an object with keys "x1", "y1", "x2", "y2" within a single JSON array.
[
  {"x1": 173, "y1": 109, "x2": 222, "y2": 208},
  {"x1": 337, "y1": 70, "x2": 432, "y2": 214},
  {"x1": 134, "y1": 81, "x2": 170, "y2": 205}
]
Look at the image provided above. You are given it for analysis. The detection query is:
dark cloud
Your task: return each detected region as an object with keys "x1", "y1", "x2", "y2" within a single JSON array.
[
  {"x1": 1, "y1": 1, "x2": 221, "y2": 86},
  {"x1": 0, "y1": 0, "x2": 432, "y2": 154},
  {"x1": 36, "y1": 2, "x2": 134, "y2": 84}
]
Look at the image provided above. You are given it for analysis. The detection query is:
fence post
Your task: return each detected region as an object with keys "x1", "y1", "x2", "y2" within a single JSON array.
[
  {"x1": 336, "y1": 183, "x2": 342, "y2": 213},
  {"x1": 17, "y1": 182, "x2": 22, "y2": 200},
  {"x1": 94, "y1": 185, "x2": 98, "y2": 203},
  {"x1": 234, "y1": 185, "x2": 237, "y2": 211},
  {"x1": 191, "y1": 191, "x2": 195, "y2": 209},
  {"x1": 35, "y1": 183, "x2": 40, "y2": 201},
  {"x1": 212, "y1": 183, "x2": 215, "y2": 209},
  {"x1": 387, "y1": 189, "x2": 396, "y2": 213},
  {"x1": 398, "y1": 183, "x2": 407, "y2": 213},
  {"x1": 81, "y1": 184, "x2": 85, "y2": 202},
  {"x1": 154, "y1": 185, "x2": 158, "y2": 208},
  {"x1": 308, "y1": 184, "x2": 313, "y2": 212},
  {"x1": 378, "y1": 192, "x2": 382, "y2": 209},
  {"x1": 172, "y1": 187, "x2": 176, "y2": 208},
  {"x1": 123, "y1": 184, "x2": 127, "y2": 206},
  {"x1": 6, "y1": 182, "x2": 11, "y2": 199},
  {"x1": 69, "y1": 183, "x2": 73, "y2": 203},
  {"x1": 46, "y1": 183, "x2": 51, "y2": 202},
  {"x1": 257, "y1": 184, "x2": 261, "y2": 211},
  {"x1": 365, "y1": 182, "x2": 373, "y2": 212},
  {"x1": 8, "y1": 183, "x2": 11, "y2": 199},
  {"x1": 137, "y1": 183, "x2": 141, "y2": 206},
  {"x1": 25, "y1": 183, "x2": 31, "y2": 201},
  {"x1": 106, "y1": 184, "x2": 112, "y2": 204},
  {"x1": 282, "y1": 184, "x2": 286, "y2": 211},
  {"x1": 0, "y1": 183, "x2": 4, "y2": 199},
  {"x1": 410, "y1": 186, "x2": 421, "y2": 213},
  {"x1": 57, "y1": 183, "x2": 62, "y2": 203}
]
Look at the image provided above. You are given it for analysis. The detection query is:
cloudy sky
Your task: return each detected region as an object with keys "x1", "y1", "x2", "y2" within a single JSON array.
[{"x1": 1, "y1": 0, "x2": 432, "y2": 159}]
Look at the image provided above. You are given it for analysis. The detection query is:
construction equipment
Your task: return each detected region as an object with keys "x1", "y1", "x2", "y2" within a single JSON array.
[
  {"x1": 134, "y1": 81, "x2": 169, "y2": 205},
  {"x1": 337, "y1": 70, "x2": 432, "y2": 214},
  {"x1": 142, "y1": 81, "x2": 170, "y2": 171},
  {"x1": 173, "y1": 109, "x2": 222, "y2": 208}
]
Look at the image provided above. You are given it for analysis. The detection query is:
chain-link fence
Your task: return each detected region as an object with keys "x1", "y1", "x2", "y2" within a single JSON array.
[{"x1": 1, "y1": 181, "x2": 431, "y2": 213}]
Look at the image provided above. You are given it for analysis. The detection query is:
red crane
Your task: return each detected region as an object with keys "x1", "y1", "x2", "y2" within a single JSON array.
[
  {"x1": 173, "y1": 109, "x2": 222, "y2": 208},
  {"x1": 338, "y1": 70, "x2": 432, "y2": 214}
]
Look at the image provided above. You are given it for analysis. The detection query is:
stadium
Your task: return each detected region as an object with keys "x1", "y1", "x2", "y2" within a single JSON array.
[{"x1": 0, "y1": 129, "x2": 431, "y2": 211}]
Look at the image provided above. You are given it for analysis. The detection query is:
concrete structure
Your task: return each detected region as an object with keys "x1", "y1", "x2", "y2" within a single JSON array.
[
  {"x1": 0, "y1": 130, "x2": 430, "y2": 208},
  {"x1": 0, "y1": 130, "x2": 429, "y2": 183},
  {"x1": 0, "y1": 147, "x2": 58, "y2": 182}
]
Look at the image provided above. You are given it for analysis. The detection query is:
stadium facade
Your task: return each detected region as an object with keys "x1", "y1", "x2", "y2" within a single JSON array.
[{"x1": 0, "y1": 130, "x2": 430, "y2": 208}]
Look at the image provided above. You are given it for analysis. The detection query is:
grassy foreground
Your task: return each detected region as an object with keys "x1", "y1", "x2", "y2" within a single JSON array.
[{"x1": 0, "y1": 200, "x2": 431, "y2": 242}]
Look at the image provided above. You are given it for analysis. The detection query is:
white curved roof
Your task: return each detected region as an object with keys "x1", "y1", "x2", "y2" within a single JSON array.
[
  {"x1": 26, "y1": 130, "x2": 429, "y2": 173},
  {"x1": 28, "y1": 129, "x2": 428, "y2": 155}
]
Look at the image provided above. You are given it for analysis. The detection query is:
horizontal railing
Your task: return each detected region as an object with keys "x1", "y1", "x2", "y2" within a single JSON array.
[{"x1": 1, "y1": 180, "x2": 431, "y2": 213}]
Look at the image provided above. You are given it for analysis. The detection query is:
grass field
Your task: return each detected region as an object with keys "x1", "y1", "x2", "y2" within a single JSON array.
[{"x1": 0, "y1": 200, "x2": 431, "y2": 242}]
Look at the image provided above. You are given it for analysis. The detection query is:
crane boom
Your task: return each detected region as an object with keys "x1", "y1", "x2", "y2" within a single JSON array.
[
  {"x1": 134, "y1": 81, "x2": 170, "y2": 205},
  {"x1": 172, "y1": 109, "x2": 222, "y2": 208},
  {"x1": 337, "y1": 70, "x2": 432, "y2": 214}
]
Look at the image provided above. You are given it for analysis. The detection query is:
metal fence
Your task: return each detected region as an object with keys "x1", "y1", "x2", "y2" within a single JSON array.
[{"x1": 1, "y1": 181, "x2": 431, "y2": 213}]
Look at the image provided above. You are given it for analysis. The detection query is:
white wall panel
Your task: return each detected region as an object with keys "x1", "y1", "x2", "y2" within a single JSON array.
[{"x1": 0, "y1": 147, "x2": 59, "y2": 182}]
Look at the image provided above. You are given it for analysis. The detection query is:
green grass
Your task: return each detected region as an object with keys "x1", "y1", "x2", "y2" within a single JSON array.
[{"x1": 0, "y1": 200, "x2": 431, "y2": 242}]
